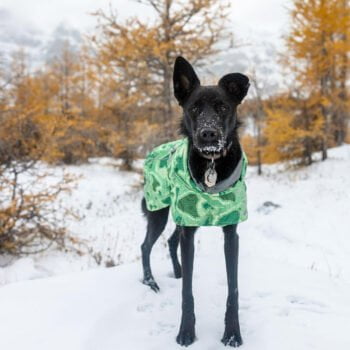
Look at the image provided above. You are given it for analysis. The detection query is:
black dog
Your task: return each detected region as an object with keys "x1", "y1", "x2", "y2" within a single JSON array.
[{"x1": 141, "y1": 56, "x2": 249, "y2": 347}]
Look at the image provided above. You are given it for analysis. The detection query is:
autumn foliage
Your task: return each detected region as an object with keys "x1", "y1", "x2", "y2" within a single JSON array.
[
  {"x1": 0, "y1": 0, "x2": 348, "y2": 170},
  {"x1": 261, "y1": 0, "x2": 349, "y2": 165},
  {"x1": 0, "y1": 77, "x2": 79, "y2": 254}
]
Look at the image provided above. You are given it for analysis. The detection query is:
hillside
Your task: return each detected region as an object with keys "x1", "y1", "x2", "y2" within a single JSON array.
[{"x1": 0, "y1": 145, "x2": 350, "y2": 349}]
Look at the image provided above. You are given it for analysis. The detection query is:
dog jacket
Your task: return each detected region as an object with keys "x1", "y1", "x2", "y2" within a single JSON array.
[{"x1": 144, "y1": 138, "x2": 248, "y2": 226}]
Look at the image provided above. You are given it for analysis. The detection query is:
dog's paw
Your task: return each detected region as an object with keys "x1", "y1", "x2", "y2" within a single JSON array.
[
  {"x1": 221, "y1": 331, "x2": 243, "y2": 347},
  {"x1": 142, "y1": 277, "x2": 160, "y2": 293},
  {"x1": 176, "y1": 327, "x2": 196, "y2": 347}
]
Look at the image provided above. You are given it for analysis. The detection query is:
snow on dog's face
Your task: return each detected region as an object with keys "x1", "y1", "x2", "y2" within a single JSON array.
[{"x1": 173, "y1": 56, "x2": 250, "y2": 159}]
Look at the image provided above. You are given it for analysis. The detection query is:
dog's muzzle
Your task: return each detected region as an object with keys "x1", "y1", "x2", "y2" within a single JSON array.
[{"x1": 194, "y1": 124, "x2": 231, "y2": 160}]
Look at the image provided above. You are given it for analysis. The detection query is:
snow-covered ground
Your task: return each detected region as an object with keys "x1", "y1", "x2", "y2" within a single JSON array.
[{"x1": 0, "y1": 145, "x2": 350, "y2": 349}]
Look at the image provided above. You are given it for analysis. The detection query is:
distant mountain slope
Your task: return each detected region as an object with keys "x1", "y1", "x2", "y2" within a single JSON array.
[{"x1": 0, "y1": 16, "x2": 82, "y2": 69}]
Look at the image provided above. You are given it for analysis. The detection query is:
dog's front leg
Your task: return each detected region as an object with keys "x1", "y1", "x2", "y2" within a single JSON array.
[
  {"x1": 221, "y1": 225, "x2": 243, "y2": 347},
  {"x1": 176, "y1": 226, "x2": 197, "y2": 346}
]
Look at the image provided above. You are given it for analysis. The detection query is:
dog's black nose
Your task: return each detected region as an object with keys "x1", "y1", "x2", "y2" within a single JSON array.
[{"x1": 199, "y1": 128, "x2": 218, "y2": 142}]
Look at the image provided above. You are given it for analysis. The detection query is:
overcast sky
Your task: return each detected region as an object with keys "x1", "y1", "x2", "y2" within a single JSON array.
[
  {"x1": 0, "y1": 0, "x2": 290, "y2": 45},
  {"x1": 0, "y1": 0, "x2": 291, "y2": 93}
]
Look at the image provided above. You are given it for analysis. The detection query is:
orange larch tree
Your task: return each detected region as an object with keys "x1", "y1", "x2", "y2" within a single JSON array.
[
  {"x1": 284, "y1": 0, "x2": 350, "y2": 158},
  {"x1": 90, "y1": 0, "x2": 232, "y2": 166}
]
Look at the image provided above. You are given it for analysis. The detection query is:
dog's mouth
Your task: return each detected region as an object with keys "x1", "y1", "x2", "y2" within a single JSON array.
[
  {"x1": 197, "y1": 147, "x2": 223, "y2": 160},
  {"x1": 194, "y1": 140, "x2": 231, "y2": 160}
]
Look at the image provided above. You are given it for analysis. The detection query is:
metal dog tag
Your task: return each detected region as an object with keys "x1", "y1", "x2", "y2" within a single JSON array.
[{"x1": 204, "y1": 167, "x2": 217, "y2": 188}]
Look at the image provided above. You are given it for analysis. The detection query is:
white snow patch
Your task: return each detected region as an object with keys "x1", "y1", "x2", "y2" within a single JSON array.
[{"x1": 0, "y1": 145, "x2": 349, "y2": 349}]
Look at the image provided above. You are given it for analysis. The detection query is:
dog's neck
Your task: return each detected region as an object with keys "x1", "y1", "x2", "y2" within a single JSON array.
[{"x1": 188, "y1": 135, "x2": 242, "y2": 187}]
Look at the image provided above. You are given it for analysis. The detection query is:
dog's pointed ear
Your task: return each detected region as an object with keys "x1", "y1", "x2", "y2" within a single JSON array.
[
  {"x1": 173, "y1": 56, "x2": 200, "y2": 105},
  {"x1": 218, "y1": 73, "x2": 250, "y2": 104}
]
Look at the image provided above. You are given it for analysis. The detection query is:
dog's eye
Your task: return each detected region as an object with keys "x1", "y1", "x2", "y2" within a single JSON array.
[
  {"x1": 190, "y1": 106, "x2": 199, "y2": 114},
  {"x1": 219, "y1": 104, "x2": 228, "y2": 113}
]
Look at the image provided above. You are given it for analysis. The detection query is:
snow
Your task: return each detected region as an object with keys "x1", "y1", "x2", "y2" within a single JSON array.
[{"x1": 0, "y1": 145, "x2": 350, "y2": 349}]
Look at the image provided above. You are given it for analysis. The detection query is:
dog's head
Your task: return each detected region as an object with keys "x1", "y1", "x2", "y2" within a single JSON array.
[{"x1": 173, "y1": 56, "x2": 249, "y2": 159}]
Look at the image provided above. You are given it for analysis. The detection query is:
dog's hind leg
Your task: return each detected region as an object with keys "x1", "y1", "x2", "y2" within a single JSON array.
[
  {"x1": 168, "y1": 226, "x2": 182, "y2": 278},
  {"x1": 221, "y1": 224, "x2": 243, "y2": 347},
  {"x1": 141, "y1": 199, "x2": 169, "y2": 292}
]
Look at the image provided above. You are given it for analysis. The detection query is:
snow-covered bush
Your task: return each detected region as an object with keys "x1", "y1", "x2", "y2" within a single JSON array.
[{"x1": 0, "y1": 159, "x2": 78, "y2": 255}]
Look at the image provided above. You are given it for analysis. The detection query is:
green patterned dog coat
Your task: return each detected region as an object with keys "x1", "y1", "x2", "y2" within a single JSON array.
[{"x1": 143, "y1": 138, "x2": 248, "y2": 226}]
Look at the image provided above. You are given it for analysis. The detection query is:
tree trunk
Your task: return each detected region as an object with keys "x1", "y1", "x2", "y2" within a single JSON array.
[
  {"x1": 256, "y1": 116, "x2": 262, "y2": 175},
  {"x1": 337, "y1": 0, "x2": 348, "y2": 144},
  {"x1": 321, "y1": 140, "x2": 327, "y2": 161},
  {"x1": 305, "y1": 137, "x2": 313, "y2": 165},
  {"x1": 163, "y1": 62, "x2": 174, "y2": 138},
  {"x1": 257, "y1": 150, "x2": 262, "y2": 175},
  {"x1": 162, "y1": 0, "x2": 174, "y2": 140},
  {"x1": 319, "y1": 13, "x2": 329, "y2": 160}
]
